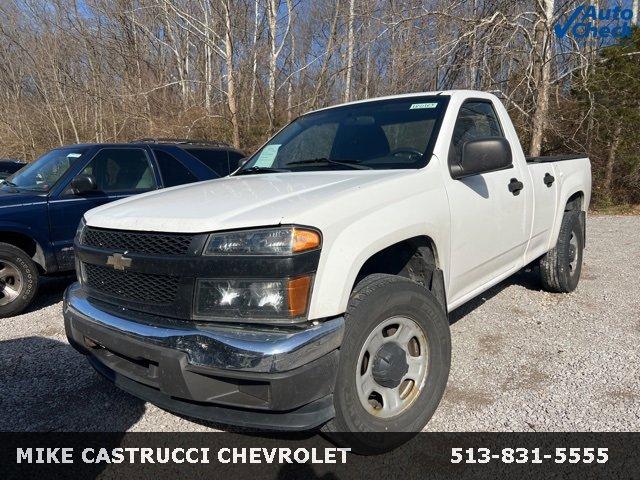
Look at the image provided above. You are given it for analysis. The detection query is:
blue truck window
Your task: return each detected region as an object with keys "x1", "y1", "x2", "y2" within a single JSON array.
[
  {"x1": 6, "y1": 147, "x2": 87, "y2": 192},
  {"x1": 153, "y1": 149, "x2": 199, "y2": 187},
  {"x1": 184, "y1": 148, "x2": 229, "y2": 177},
  {"x1": 79, "y1": 148, "x2": 156, "y2": 192}
]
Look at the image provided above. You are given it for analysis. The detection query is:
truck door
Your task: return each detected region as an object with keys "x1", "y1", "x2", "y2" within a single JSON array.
[
  {"x1": 48, "y1": 147, "x2": 158, "y2": 271},
  {"x1": 443, "y1": 99, "x2": 529, "y2": 305}
]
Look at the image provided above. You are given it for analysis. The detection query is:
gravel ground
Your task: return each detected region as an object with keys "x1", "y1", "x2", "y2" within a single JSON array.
[{"x1": 1, "y1": 215, "x2": 638, "y2": 433}]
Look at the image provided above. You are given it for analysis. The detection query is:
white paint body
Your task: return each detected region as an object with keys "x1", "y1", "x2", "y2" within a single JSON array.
[{"x1": 85, "y1": 90, "x2": 592, "y2": 320}]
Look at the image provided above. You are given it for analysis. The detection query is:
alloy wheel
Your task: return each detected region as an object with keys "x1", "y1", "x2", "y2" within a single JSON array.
[{"x1": 0, "y1": 260, "x2": 23, "y2": 306}]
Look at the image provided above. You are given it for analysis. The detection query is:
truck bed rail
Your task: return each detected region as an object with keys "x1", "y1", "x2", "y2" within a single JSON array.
[{"x1": 526, "y1": 154, "x2": 587, "y2": 163}]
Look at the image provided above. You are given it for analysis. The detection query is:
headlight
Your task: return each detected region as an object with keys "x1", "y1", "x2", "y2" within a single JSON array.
[
  {"x1": 194, "y1": 276, "x2": 313, "y2": 320},
  {"x1": 204, "y1": 227, "x2": 321, "y2": 256}
]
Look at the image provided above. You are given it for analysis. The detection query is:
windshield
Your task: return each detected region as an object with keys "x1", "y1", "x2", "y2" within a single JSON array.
[
  {"x1": 4, "y1": 147, "x2": 88, "y2": 192},
  {"x1": 238, "y1": 96, "x2": 449, "y2": 174}
]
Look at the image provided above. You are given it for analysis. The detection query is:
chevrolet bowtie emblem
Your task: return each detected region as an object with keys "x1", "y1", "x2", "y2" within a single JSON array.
[{"x1": 106, "y1": 253, "x2": 132, "y2": 271}]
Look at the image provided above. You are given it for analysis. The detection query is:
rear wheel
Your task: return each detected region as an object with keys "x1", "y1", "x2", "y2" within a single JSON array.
[
  {"x1": 539, "y1": 210, "x2": 584, "y2": 293},
  {"x1": 0, "y1": 243, "x2": 39, "y2": 318},
  {"x1": 323, "y1": 274, "x2": 451, "y2": 453}
]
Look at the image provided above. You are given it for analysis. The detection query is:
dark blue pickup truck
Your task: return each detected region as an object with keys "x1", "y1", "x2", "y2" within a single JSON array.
[{"x1": 0, "y1": 140, "x2": 244, "y2": 317}]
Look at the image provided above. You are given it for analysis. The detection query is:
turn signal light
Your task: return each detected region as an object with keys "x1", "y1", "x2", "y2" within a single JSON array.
[
  {"x1": 292, "y1": 228, "x2": 321, "y2": 253},
  {"x1": 287, "y1": 275, "x2": 313, "y2": 317}
]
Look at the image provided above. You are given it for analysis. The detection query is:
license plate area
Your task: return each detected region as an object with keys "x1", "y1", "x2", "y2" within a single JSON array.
[{"x1": 84, "y1": 335, "x2": 160, "y2": 388}]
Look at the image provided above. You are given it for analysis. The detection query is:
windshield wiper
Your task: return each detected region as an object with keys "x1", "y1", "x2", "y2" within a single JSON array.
[
  {"x1": 2, "y1": 180, "x2": 18, "y2": 187},
  {"x1": 286, "y1": 158, "x2": 371, "y2": 170},
  {"x1": 235, "y1": 166, "x2": 290, "y2": 176}
]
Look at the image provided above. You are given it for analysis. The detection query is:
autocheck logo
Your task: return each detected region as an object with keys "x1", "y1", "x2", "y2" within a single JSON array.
[{"x1": 554, "y1": 4, "x2": 634, "y2": 39}]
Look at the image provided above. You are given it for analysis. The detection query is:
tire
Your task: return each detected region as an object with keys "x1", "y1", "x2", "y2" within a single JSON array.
[
  {"x1": 539, "y1": 210, "x2": 584, "y2": 293},
  {"x1": 322, "y1": 273, "x2": 451, "y2": 453},
  {"x1": 0, "y1": 243, "x2": 39, "y2": 318}
]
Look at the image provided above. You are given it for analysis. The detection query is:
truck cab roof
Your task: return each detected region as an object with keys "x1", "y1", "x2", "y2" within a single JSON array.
[
  {"x1": 57, "y1": 139, "x2": 244, "y2": 156},
  {"x1": 309, "y1": 89, "x2": 496, "y2": 114}
]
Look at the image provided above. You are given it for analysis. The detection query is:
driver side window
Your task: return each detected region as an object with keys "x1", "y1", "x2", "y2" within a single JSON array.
[
  {"x1": 76, "y1": 149, "x2": 156, "y2": 194},
  {"x1": 448, "y1": 101, "x2": 503, "y2": 169}
]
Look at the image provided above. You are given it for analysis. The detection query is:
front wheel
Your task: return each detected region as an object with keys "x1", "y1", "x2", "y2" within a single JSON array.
[
  {"x1": 0, "y1": 243, "x2": 39, "y2": 318},
  {"x1": 323, "y1": 274, "x2": 451, "y2": 453}
]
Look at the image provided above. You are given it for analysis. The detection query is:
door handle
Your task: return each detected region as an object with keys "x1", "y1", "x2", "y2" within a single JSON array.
[
  {"x1": 544, "y1": 172, "x2": 555, "y2": 187},
  {"x1": 508, "y1": 178, "x2": 524, "y2": 196}
]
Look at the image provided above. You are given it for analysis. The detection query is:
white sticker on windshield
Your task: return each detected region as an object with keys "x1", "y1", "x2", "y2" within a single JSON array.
[
  {"x1": 410, "y1": 103, "x2": 438, "y2": 110},
  {"x1": 67, "y1": 153, "x2": 82, "y2": 158},
  {"x1": 254, "y1": 144, "x2": 281, "y2": 167}
]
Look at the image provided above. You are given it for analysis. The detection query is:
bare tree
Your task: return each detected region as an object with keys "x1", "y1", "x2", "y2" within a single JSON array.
[
  {"x1": 529, "y1": 0, "x2": 555, "y2": 157},
  {"x1": 266, "y1": 0, "x2": 292, "y2": 131},
  {"x1": 0, "y1": 0, "x2": 637, "y2": 206},
  {"x1": 344, "y1": 0, "x2": 356, "y2": 102},
  {"x1": 249, "y1": 0, "x2": 262, "y2": 113}
]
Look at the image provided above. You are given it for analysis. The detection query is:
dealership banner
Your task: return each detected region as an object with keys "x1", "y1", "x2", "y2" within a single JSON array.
[{"x1": 2, "y1": 432, "x2": 639, "y2": 479}]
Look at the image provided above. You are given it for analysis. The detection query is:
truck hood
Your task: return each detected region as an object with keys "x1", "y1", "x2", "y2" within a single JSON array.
[{"x1": 84, "y1": 170, "x2": 417, "y2": 233}]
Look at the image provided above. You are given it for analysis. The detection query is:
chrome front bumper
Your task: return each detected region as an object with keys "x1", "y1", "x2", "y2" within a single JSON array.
[
  {"x1": 63, "y1": 283, "x2": 343, "y2": 429},
  {"x1": 63, "y1": 283, "x2": 344, "y2": 374}
]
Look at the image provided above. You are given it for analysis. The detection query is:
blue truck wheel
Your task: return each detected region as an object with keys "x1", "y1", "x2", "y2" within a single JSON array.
[{"x1": 0, "y1": 242, "x2": 39, "y2": 318}]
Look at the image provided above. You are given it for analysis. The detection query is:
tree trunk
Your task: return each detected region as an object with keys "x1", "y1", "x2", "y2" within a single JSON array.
[
  {"x1": 469, "y1": 0, "x2": 480, "y2": 89},
  {"x1": 265, "y1": 0, "x2": 292, "y2": 131},
  {"x1": 528, "y1": 0, "x2": 555, "y2": 157},
  {"x1": 223, "y1": 1, "x2": 240, "y2": 148},
  {"x1": 363, "y1": 6, "x2": 371, "y2": 98},
  {"x1": 311, "y1": 1, "x2": 340, "y2": 109},
  {"x1": 603, "y1": 124, "x2": 622, "y2": 198},
  {"x1": 344, "y1": 0, "x2": 355, "y2": 102},
  {"x1": 161, "y1": 0, "x2": 189, "y2": 108},
  {"x1": 203, "y1": 3, "x2": 212, "y2": 112},
  {"x1": 287, "y1": 30, "x2": 295, "y2": 122},
  {"x1": 249, "y1": 0, "x2": 259, "y2": 113},
  {"x1": 267, "y1": 2, "x2": 277, "y2": 131}
]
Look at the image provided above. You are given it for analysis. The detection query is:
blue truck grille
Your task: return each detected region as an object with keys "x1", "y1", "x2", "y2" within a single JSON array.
[{"x1": 82, "y1": 227, "x2": 195, "y2": 256}]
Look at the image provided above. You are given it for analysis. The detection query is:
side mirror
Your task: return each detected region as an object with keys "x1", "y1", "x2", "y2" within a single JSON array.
[
  {"x1": 70, "y1": 174, "x2": 97, "y2": 195},
  {"x1": 451, "y1": 137, "x2": 512, "y2": 179}
]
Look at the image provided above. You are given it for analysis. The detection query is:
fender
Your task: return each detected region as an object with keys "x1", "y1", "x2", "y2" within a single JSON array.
[
  {"x1": 306, "y1": 168, "x2": 451, "y2": 320},
  {"x1": 0, "y1": 222, "x2": 55, "y2": 272},
  {"x1": 547, "y1": 161, "x2": 592, "y2": 250}
]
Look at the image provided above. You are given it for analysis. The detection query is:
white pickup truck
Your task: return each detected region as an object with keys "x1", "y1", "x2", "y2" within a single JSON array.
[{"x1": 64, "y1": 90, "x2": 591, "y2": 446}]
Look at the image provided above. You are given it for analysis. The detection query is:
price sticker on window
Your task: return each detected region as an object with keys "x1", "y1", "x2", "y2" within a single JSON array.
[
  {"x1": 254, "y1": 144, "x2": 281, "y2": 167},
  {"x1": 410, "y1": 103, "x2": 438, "y2": 110}
]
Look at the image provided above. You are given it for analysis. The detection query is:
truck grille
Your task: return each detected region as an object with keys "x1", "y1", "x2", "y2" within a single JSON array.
[
  {"x1": 82, "y1": 227, "x2": 194, "y2": 256},
  {"x1": 83, "y1": 263, "x2": 179, "y2": 305}
]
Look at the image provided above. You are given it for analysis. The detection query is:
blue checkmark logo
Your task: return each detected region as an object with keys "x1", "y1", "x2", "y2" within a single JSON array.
[{"x1": 554, "y1": 5, "x2": 585, "y2": 38}]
